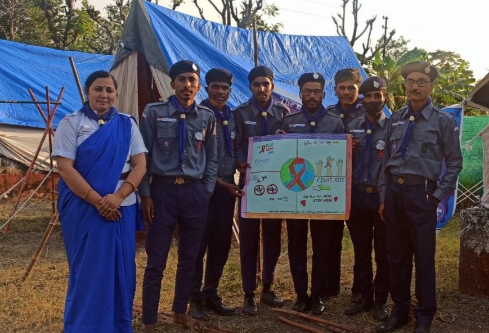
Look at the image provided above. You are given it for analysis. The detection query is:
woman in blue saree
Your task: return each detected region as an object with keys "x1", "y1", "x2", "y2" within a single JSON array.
[{"x1": 52, "y1": 71, "x2": 147, "y2": 333}]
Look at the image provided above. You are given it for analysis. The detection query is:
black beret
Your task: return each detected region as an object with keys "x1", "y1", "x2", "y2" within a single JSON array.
[
  {"x1": 169, "y1": 60, "x2": 200, "y2": 81},
  {"x1": 248, "y1": 65, "x2": 274, "y2": 82},
  {"x1": 298, "y1": 72, "x2": 325, "y2": 88},
  {"x1": 359, "y1": 76, "x2": 387, "y2": 94},
  {"x1": 400, "y1": 61, "x2": 438, "y2": 81},
  {"x1": 205, "y1": 68, "x2": 234, "y2": 86}
]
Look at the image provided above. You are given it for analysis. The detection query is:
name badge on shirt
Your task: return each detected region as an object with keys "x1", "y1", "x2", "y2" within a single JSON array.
[
  {"x1": 350, "y1": 129, "x2": 365, "y2": 133},
  {"x1": 244, "y1": 121, "x2": 257, "y2": 125},
  {"x1": 392, "y1": 121, "x2": 405, "y2": 126},
  {"x1": 157, "y1": 117, "x2": 177, "y2": 122},
  {"x1": 290, "y1": 123, "x2": 306, "y2": 128}
]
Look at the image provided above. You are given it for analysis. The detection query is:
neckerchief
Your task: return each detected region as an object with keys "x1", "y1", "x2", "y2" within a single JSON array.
[
  {"x1": 169, "y1": 95, "x2": 196, "y2": 170},
  {"x1": 249, "y1": 98, "x2": 272, "y2": 136},
  {"x1": 80, "y1": 102, "x2": 118, "y2": 126},
  {"x1": 357, "y1": 115, "x2": 377, "y2": 181},
  {"x1": 400, "y1": 97, "x2": 432, "y2": 159},
  {"x1": 335, "y1": 98, "x2": 362, "y2": 119},
  {"x1": 201, "y1": 99, "x2": 233, "y2": 158},
  {"x1": 300, "y1": 105, "x2": 327, "y2": 133}
]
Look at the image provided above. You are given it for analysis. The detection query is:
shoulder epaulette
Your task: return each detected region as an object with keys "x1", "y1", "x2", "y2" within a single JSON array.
[
  {"x1": 284, "y1": 111, "x2": 301, "y2": 118},
  {"x1": 273, "y1": 101, "x2": 289, "y2": 110},
  {"x1": 234, "y1": 101, "x2": 251, "y2": 111},
  {"x1": 197, "y1": 104, "x2": 213, "y2": 114}
]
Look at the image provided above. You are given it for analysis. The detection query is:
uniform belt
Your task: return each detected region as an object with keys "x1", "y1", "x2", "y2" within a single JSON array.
[
  {"x1": 119, "y1": 171, "x2": 130, "y2": 180},
  {"x1": 152, "y1": 174, "x2": 198, "y2": 185},
  {"x1": 391, "y1": 175, "x2": 430, "y2": 186},
  {"x1": 353, "y1": 184, "x2": 378, "y2": 193}
]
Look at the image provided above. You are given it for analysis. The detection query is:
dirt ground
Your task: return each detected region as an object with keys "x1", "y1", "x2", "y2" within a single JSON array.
[{"x1": 1, "y1": 199, "x2": 489, "y2": 332}]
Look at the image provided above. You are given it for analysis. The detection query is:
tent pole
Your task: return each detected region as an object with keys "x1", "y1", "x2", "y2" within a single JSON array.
[
  {"x1": 253, "y1": 16, "x2": 258, "y2": 67},
  {"x1": 69, "y1": 56, "x2": 86, "y2": 104},
  {"x1": 3, "y1": 87, "x2": 63, "y2": 233},
  {"x1": 23, "y1": 214, "x2": 58, "y2": 281}
]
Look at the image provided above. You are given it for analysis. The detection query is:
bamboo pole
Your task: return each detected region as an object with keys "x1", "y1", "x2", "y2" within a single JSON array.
[
  {"x1": 278, "y1": 316, "x2": 329, "y2": 333},
  {"x1": 69, "y1": 56, "x2": 86, "y2": 104},
  {"x1": 272, "y1": 308, "x2": 368, "y2": 333}
]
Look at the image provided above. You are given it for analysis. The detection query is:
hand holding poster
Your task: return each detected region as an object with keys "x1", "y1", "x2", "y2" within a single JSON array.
[{"x1": 241, "y1": 133, "x2": 352, "y2": 220}]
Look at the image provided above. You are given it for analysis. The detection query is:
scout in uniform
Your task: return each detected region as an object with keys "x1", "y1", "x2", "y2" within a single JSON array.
[
  {"x1": 234, "y1": 65, "x2": 289, "y2": 315},
  {"x1": 343, "y1": 76, "x2": 389, "y2": 321},
  {"x1": 376, "y1": 61, "x2": 463, "y2": 333},
  {"x1": 323, "y1": 68, "x2": 364, "y2": 301},
  {"x1": 282, "y1": 72, "x2": 344, "y2": 315},
  {"x1": 189, "y1": 68, "x2": 242, "y2": 320},
  {"x1": 139, "y1": 60, "x2": 218, "y2": 332}
]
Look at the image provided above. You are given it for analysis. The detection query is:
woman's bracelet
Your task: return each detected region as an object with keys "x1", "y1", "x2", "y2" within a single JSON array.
[
  {"x1": 83, "y1": 187, "x2": 94, "y2": 201},
  {"x1": 124, "y1": 180, "x2": 136, "y2": 193}
]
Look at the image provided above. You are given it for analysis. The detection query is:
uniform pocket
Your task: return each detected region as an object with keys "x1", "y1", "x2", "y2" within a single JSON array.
[{"x1": 157, "y1": 124, "x2": 178, "y2": 157}]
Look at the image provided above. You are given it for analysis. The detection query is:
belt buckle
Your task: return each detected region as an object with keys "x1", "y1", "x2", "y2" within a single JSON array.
[
  {"x1": 175, "y1": 177, "x2": 185, "y2": 185},
  {"x1": 365, "y1": 186, "x2": 373, "y2": 193},
  {"x1": 397, "y1": 177, "x2": 405, "y2": 185}
]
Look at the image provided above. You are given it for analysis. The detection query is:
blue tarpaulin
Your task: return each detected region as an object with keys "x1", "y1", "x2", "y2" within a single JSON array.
[
  {"x1": 0, "y1": 39, "x2": 114, "y2": 128},
  {"x1": 114, "y1": 0, "x2": 367, "y2": 112}
]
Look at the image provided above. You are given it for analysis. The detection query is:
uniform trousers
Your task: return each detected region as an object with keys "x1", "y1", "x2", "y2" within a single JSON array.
[
  {"x1": 239, "y1": 214, "x2": 282, "y2": 293},
  {"x1": 190, "y1": 179, "x2": 236, "y2": 301},
  {"x1": 345, "y1": 188, "x2": 388, "y2": 304},
  {"x1": 142, "y1": 179, "x2": 209, "y2": 324},
  {"x1": 321, "y1": 220, "x2": 344, "y2": 297},
  {"x1": 385, "y1": 180, "x2": 437, "y2": 324},
  {"x1": 287, "y1": 219, "x2": 338, "y2": 296}
]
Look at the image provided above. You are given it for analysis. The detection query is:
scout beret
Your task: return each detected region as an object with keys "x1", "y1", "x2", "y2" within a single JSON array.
[
  {"x1": 298, "y1": 72, "x2": 325, "y2": 88},
  {"x1": 248, "y1": 65, "x2": 274, "y2": 82},
  {"x1": 400, "y1": 61, "x2": 438, "y2": 81},
  {"x1": 359, "y1": 76, "x2": 387, "y2": 94},
  {"x1": 169, "y1": 60, "x2": 200, "y2": 81},
  {"x1": 205, "y1": 68, "x2": 234, "y2": 85}
]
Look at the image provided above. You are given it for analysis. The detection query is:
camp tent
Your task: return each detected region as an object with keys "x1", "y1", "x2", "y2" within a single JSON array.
[
  {"x1": 0, "y1": 39, "x2": 114, "y2": 171},
  {"x1": 111, "y1": 0, "x2": 367, "y2": 119}
]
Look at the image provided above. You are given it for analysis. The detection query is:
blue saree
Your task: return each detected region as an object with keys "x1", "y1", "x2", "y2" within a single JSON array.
[{"x1": 58, "y1": 114, "x2": 137, "y2": 333}]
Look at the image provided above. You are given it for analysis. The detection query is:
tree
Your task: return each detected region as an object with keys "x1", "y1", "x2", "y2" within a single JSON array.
[
  {"x1": 332, "y1": 0, "x2": 395, "y2": 65},
  {"x1": 171, "y1": 0, "x2": 282, "y2": 32},
  {"x1": 0, "y1": 0, "x2": 28, "y2": 40},
  {"x1": 428, "y1": 50, "x2": 475, "y2": 108},
  {"x1": 82, "y1": 0, "x2": 131, "y2": 54},
  {"x1": 369, "y1": 46, "x2": 476, "y2": 111}
]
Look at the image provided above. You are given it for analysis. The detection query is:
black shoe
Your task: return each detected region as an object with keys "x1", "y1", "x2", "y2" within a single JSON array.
[
  {"x1": 292, "y1": 294, "x2": 310, "y2": 312},
  {"x1": 188, "y1": 300, "x2": 209, "y2": 320},
  {"x1": 413, "y1": 323, "x2": 431, "y2": 333},
  {"x1": 242, "y1": 294, "x2": 258, "y2": 315},
  {"x1": 373, "y1": 304, "x2": 389, "y2": 322},
  {"x1": 205, "y1": 296, "x2": 235, "y2": 316},
  {"x1": 260, "y1": 290, "x2": 284, "y2": 307},
  {"x1": 310, "y1": 294, "x2": 324, "y2": 315},
  {"x1": 350, "y1": 293, "x2": 362, "y2": 303},
  {"x1": 344, "y1": 298, "x2": 374, "y2": 316},
  {"x1": 375, "y1": 316, "x2": 409, "y2": 332}
]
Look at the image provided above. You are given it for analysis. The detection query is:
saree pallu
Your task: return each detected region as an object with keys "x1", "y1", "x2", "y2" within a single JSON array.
[{"x1": 58, "y1": 114, "x2": 137, "y2": 333}]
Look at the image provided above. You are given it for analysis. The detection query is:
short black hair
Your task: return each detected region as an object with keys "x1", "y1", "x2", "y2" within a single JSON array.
[{"x1": 334, "y1": 68, "x2": 362, "y2": 85}]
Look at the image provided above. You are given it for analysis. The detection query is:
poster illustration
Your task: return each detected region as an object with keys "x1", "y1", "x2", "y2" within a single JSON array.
[{"x1": 241, "y1": 134, "x2": 352, "y2": 220}]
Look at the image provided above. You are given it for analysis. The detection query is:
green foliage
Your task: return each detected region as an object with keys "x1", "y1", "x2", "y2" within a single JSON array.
[{"x1": 368, "y1": 35, "x2": 476, "y2": 112}]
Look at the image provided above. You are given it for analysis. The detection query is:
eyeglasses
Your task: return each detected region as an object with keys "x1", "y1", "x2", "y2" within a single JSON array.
[
  {"x1": 405, "y1": 78, "x2": 432, "y2": 87},
  {"x1": 301, "y1": 89, "x2": 323, "y2": 96}
]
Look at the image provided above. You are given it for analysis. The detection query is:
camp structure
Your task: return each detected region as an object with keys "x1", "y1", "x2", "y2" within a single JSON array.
[
  {"x1": 0, "y1": 39, "x2": 114, "y2": 175},
  {"x1": 111, "y1": 0, "x2": 366, "y2": 119},
  {"x1": 466, "y1": 73, "x2": 489, "y2": 208}
]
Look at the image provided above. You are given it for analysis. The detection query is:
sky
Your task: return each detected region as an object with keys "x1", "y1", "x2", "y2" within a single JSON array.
[{"x1": 96, "y1": 0, "x2": 487, "y2": 81}]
